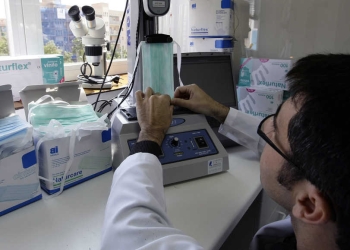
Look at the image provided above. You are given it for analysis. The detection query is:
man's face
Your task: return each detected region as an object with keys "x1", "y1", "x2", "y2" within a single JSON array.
[{"x1": 259, "y1": 98, "x2": 298, "y2": 211}]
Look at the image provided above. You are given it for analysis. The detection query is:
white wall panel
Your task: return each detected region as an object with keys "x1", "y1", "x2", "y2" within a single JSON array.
[{"x1": 249, "y1": 0, "x2": 350, "y2": 59}]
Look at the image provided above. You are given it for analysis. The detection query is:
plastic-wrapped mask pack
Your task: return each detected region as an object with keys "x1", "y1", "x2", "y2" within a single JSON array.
[
  {"x1": 0, "y1": 115, "x2": 33, "y2": 160},
  {"x1": 27, "y1": 96, "x2": 109, "y2": 197}
]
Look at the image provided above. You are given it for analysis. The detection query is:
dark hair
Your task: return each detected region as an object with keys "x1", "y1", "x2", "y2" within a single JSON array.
[{"x1": 279, "y1": 54, "x2": 350, "y2": 249}]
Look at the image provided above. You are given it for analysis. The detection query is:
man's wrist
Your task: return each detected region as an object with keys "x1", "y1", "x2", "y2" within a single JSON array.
[
  {"x1": 138, "y1": 129, "x2": 165, "y2": 146},
  {"x1": 213, "y1": 103, "x2": 230, "y2": 124},
  {"x1": 130, "y1": 140, "x2": 163, "y2": 157}
]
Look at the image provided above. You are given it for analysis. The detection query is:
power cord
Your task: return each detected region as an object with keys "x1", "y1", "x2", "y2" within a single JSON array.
[
  {"x1": 98, "y1": 0, "x2": 141, "y2": 118},
  {"x1": 107, "y1": 61, "x2": 139, "y2": 119},
  {"x1": 77, "y1": 52, "x2": 120, "y2": 84},
  {"x1": 93, "y1": 0, "x2": 129, "y2": 111}
]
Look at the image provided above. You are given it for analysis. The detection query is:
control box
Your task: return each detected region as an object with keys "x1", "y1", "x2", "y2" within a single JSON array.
[
  {"x1": 128, "y1": 129, "x2": 218, "y2": 165},
  {"x1": 112, "y1": 111, "x2": 229, "y2": 185}
]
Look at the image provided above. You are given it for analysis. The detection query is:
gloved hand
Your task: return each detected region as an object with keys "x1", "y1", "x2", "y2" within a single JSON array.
[
  {"x1": 135, "y1": 87, "x2": 173, "y2": 146},
  {"x1": 171, "y1": 84, "x2": 230, "y2": 124}
]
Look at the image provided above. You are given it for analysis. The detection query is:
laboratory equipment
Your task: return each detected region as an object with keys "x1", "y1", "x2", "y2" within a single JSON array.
[
  {"x1": 173, "y1": 52, "x2": 238, "y2": 147},
  {"x1": 111, "y1": 0, "x2": 230, "y2": 185},
  {"x1": 113, "y1": 112, "x2": 229, "y2": 185},
  {"x1": 68, "y1": 5, "x2": 112, "y2": 89}
]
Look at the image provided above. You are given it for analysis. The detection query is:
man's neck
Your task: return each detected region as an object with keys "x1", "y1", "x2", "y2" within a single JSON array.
[{"x1": 292, "y1": 218, "x2": 338, "y2": 250}]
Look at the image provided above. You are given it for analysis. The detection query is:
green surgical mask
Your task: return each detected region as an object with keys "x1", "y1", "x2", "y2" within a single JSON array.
[
  {"x1": 29, "y1": 102, "x2": 99, "y2": 128},
  {"x1": 141, "y1": 41, "x2": 183, "y2": 97}
]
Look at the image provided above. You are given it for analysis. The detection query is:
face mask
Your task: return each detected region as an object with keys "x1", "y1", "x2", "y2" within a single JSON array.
[
  {"x1": 0, "y1": 115, "x2": 29, "y2": 137},
  {"x1": 29, "y1": 100, "x2": 109, "y2": 198},
  {"x1": 141, "y1": 41, "x2": 183, "y2": 97},
  {"x1": 0, "y1": 115, "x2": 33, "y2": 160},
  {"x1": 29, "y1": 103, "x2": 100, "y2": 128}
]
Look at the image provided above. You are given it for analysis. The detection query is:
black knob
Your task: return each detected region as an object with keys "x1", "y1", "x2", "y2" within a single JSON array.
[{"x1": 171, "y1": 137, "x2": 179, "y2": 147}]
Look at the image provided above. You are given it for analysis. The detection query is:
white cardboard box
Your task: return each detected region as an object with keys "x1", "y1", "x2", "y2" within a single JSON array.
[
  {"x1": 0, "y1": 55, "x2": 65, "y2": 102},
  {"x1": 237, "y1": 86, "x2": 284, "y2": 120},
  {"x1": 0, "y1": 85, "x2": 42, "y2": 216},
  {"x1": 189, "y1": 0, "x2": 234, "y2": 38},
  {"x1": 238, "y1": 58, "x2": 292, "y2": 90},
  {"x1": 20, "y1": 83, "x2": 112, "y2": 195},
  {"x1": 189, "y1": 38, "x2": 233, "y2": 52}
]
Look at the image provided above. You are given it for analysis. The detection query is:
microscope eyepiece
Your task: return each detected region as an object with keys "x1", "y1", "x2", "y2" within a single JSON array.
[
  {"x1": 68, "y1": 5, "x2": 81, "y2": 22},
  {"x1": 82, "y1": 6, "x2": 95, "y2": 21}
]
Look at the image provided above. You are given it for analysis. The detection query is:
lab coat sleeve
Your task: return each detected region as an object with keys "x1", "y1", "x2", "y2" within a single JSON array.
[
  {"x1": 101, "y1": 153, "x2": 204, "y2": 250},
  {"x1": 219, "y1": 108, "x2": 265, "y2": 155}
]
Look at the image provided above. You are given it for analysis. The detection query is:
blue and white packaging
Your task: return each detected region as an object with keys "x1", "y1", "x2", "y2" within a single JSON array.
[
  {"x1": 0, "y1": 85, "x2": 42, "y2": 216},
  {"x1": 189, "y1": 38, "x2": 233, "y2": 52},
  {"x1": 20, "y1": 83, "x2": 112, "y2": 195},
  {"x1": 237, "y1": 86, "x2": 284, "y2": 120},
  {"x1": 189, "y1": 0, "x2": 234, "y2": 38},
  {"x1": 0, "y1": 55, "x2": 65, "y2": 101},
  {"x1": 238, "y1": 58, "x2": 292, "y2": 91}
]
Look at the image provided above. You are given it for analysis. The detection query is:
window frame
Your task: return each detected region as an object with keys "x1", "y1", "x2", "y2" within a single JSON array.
[{"x1": 3, "y1": 0, "x2": 128, "y2": 81}]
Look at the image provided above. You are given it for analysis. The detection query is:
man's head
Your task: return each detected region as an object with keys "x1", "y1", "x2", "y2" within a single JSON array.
[{"x1": 259, "y1": 54, "x2": 350, "y2": 249}]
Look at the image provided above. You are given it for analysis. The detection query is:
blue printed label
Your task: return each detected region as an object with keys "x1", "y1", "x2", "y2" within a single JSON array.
[
  {"x1": 102, "y1": 129, "x2": 112, "y2": 143},
  {"x1": 22, "y1": 150, "x2": 37, "y2": 169}
]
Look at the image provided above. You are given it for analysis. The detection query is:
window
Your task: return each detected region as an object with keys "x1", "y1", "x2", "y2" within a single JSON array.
[
  {"x1": 1, "y1": 0, "x2": 128, "y2": 80},
  {"x1": 0, "y1": 0, "x2": 9, "y2": 56},
  {"x1": 39, "y1": 0, "x2": 128, "y2": 64}
]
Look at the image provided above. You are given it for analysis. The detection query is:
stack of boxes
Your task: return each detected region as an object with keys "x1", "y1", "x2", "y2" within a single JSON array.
[
  {"x1": 20, "y1": 83, "x2": 112, "y2": 195},
  {"x1": 0, "y1": 82, "x2": 113, "y2": 217},
  {"x1": 237, "y1": 58, "x2": 292, "y2": 120},
  {"x1": 188, "y1": 0, "x2": 234, "y2": 52},
  {"x1": 0, "y1": 54, "x2": 65, "y2": 101},
  {"x1": 0, "y1": 85, "x2": 42, "y2": 217}
]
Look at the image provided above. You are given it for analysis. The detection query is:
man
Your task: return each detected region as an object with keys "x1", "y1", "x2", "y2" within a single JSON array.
[{"x1": 101, "y1": 54, "x2": 350, "y2": 250}]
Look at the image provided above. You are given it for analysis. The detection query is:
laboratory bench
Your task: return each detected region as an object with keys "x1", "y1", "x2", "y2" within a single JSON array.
[
  {"x1": 0, "y1": 146, "x2": 263, "y2": 250},
  {"x1": 5, "y1": 78, "x2": 288, "y2": 249}
]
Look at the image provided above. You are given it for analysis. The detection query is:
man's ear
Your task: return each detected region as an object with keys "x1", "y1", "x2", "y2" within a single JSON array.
[{"x1": 291, "y1": 181, "x2": 333, "y2": 224}]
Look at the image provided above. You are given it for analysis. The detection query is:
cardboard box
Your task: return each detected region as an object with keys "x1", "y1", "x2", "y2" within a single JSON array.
[
  {"x1": 238, "y1": 58, "x2": 292, "y2": 90},
  {"x1": 189, "y1": 38, "x2": 233, "y2": 52},
  {"x1": 20, "y1": 83, "x2": 112, "y2": 195},
  {"x1": 0, "y1": 55, "x2": 65, "y2": 101},
  {"x1": 0, "y1": 85, "x2": 42, "y2": 216},
  {"x1": 237, "y1": 86, "x2": 284, "y2": 120},
  {"x1": 189, "y1": 0, "x2": 234, "y2": 38}
]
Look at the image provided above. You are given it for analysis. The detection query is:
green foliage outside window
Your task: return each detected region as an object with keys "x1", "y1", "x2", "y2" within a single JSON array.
[{"x1": 0, "y1": 36, "x2": 9, "y2": 56}]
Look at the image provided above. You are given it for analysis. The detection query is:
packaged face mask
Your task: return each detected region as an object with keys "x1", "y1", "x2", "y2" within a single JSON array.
[
  {"x1": 0, "y1": 84, "x2": 41, "y2": 216},
  {"x1": 28, "y1": 103, "x2": 100, "y2": 129},
  {"x1": 25, "y1": 95, "x2": 111, "y2": 196},
  {"x1": 0, "y1": 115, "x2": 33, "y2": 160}
]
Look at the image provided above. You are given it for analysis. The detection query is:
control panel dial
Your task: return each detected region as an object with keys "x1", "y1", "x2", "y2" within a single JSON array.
[{"x1": 170, "y1": 137, "x2": 179, "y2": 147}]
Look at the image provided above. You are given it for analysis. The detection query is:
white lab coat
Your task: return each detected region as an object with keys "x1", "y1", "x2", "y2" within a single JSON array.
[{"x1": 101, "y1": 108, "x2": 294, "y2": 250}]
